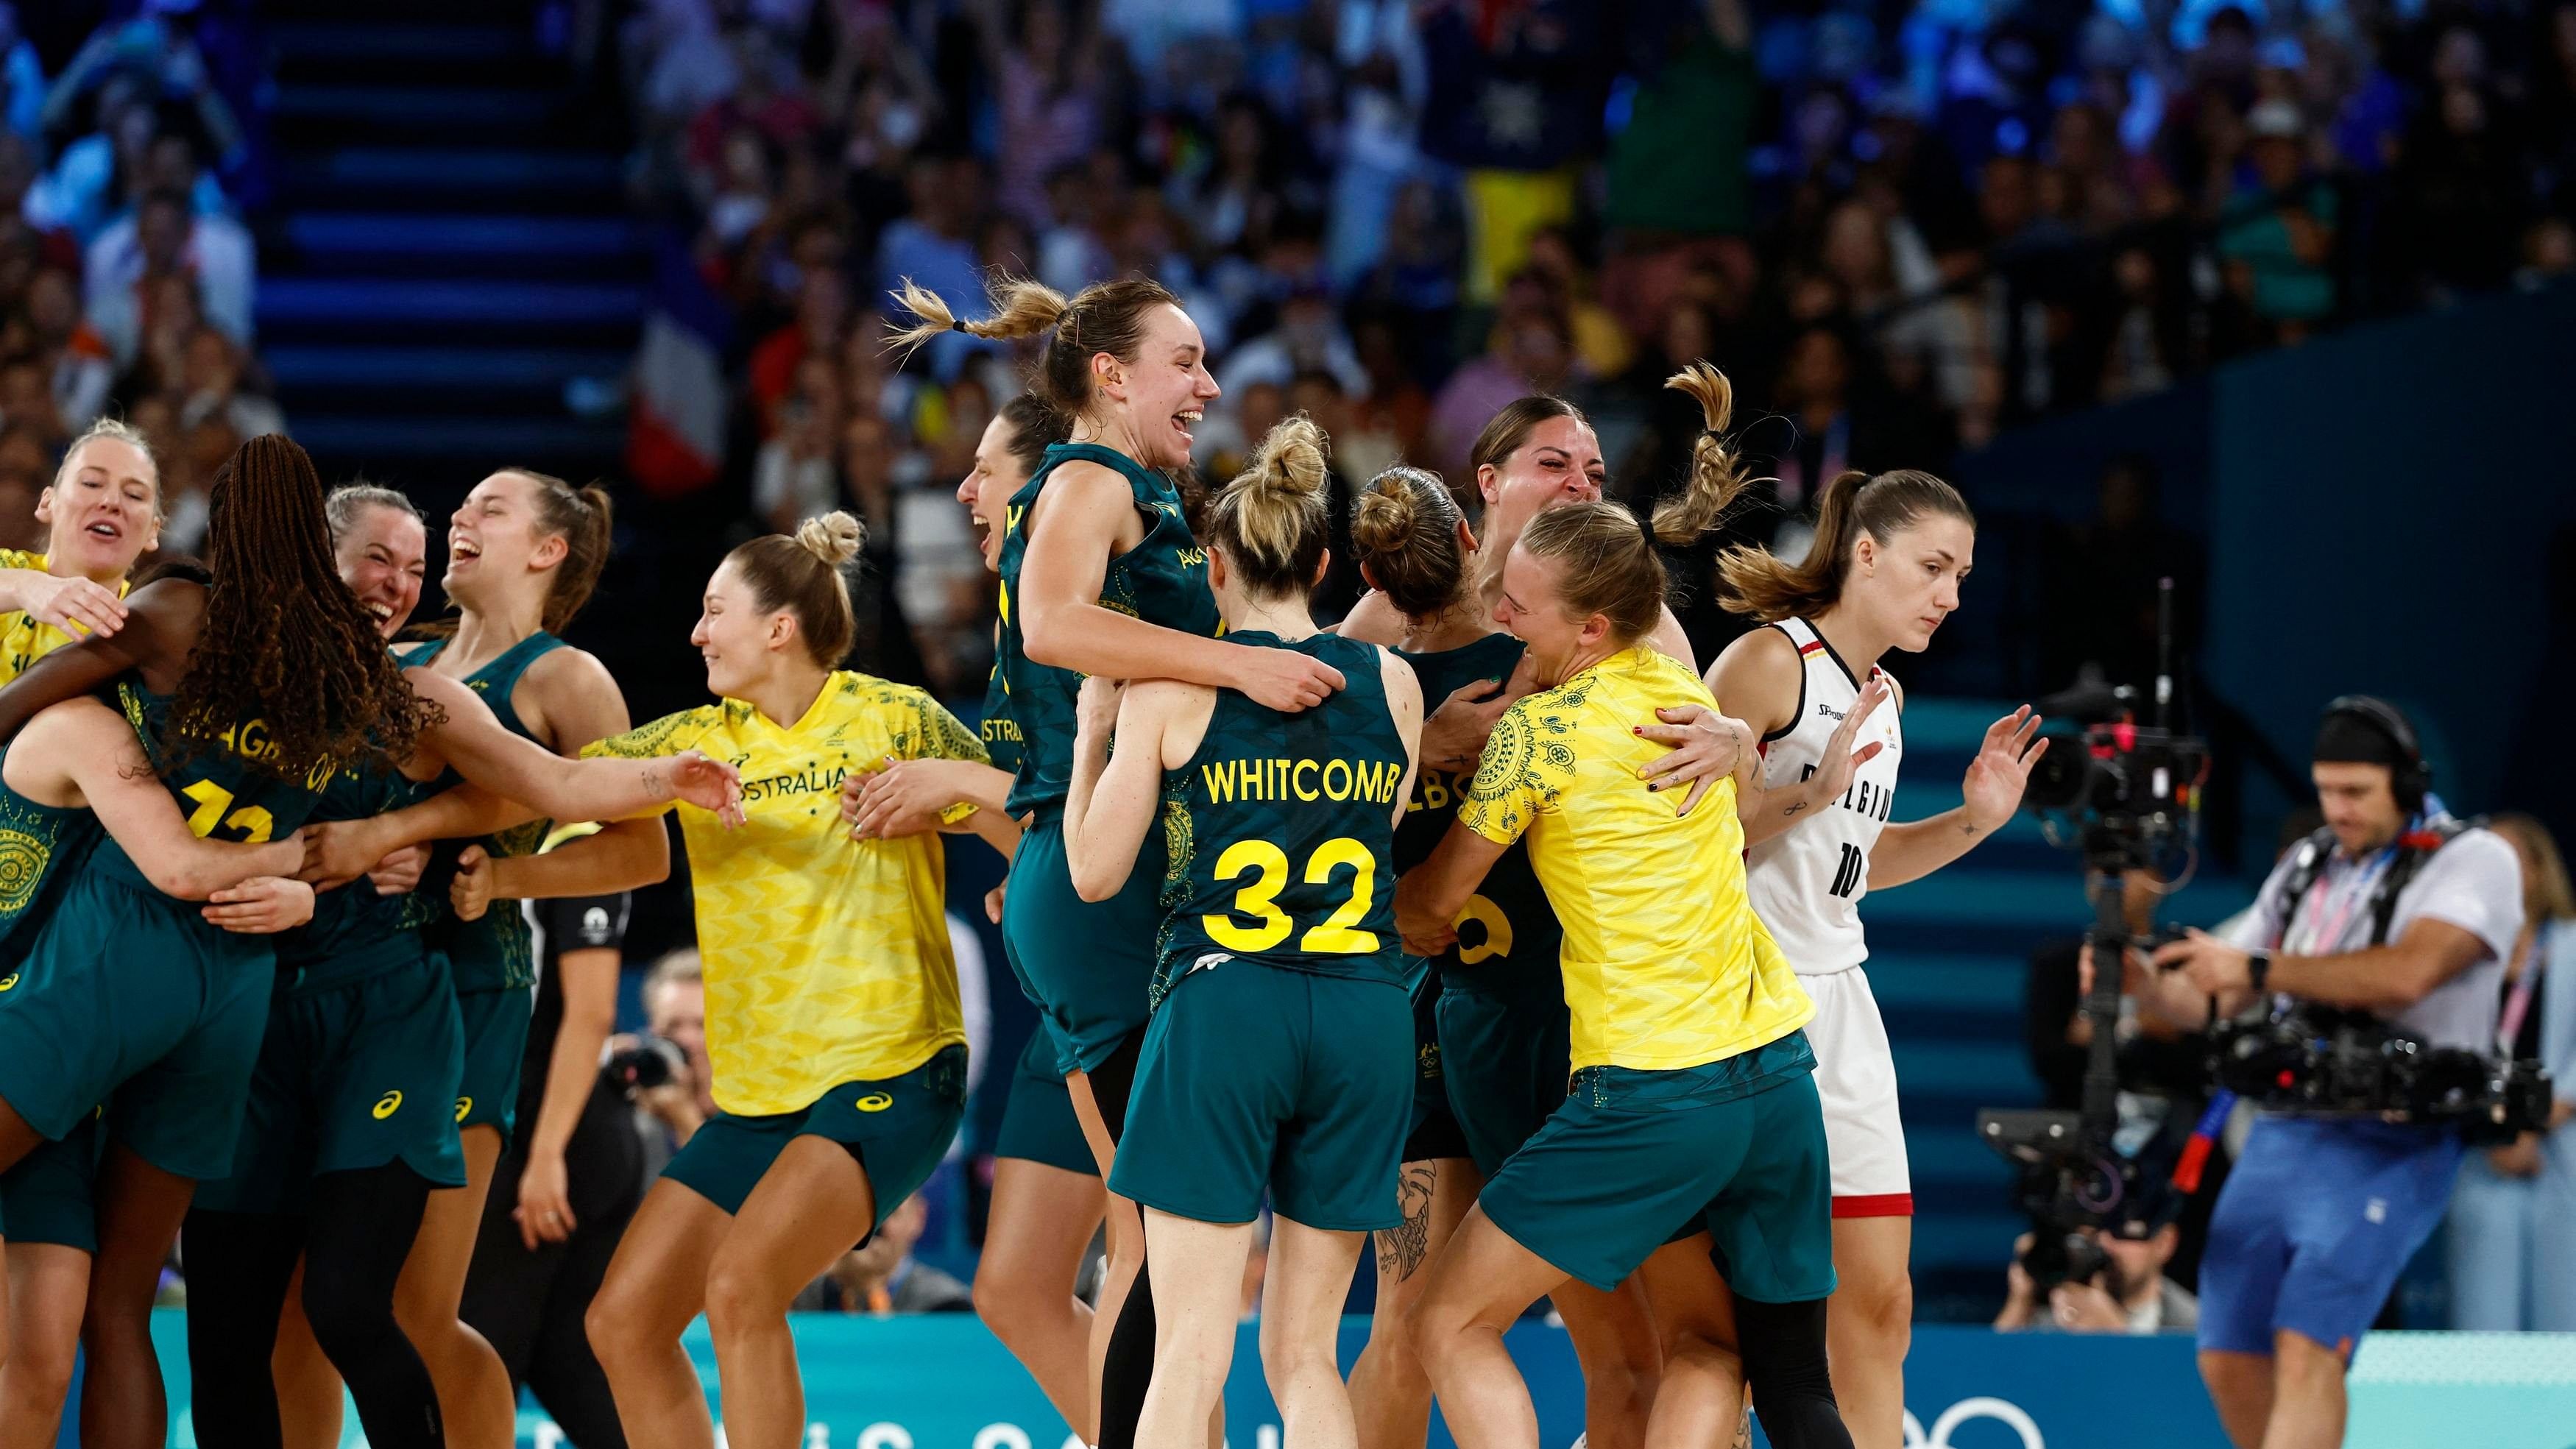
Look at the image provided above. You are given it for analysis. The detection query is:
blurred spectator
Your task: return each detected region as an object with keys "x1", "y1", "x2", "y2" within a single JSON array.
[
  {"x1": 1427, "y1": 277, "x2": 1576, "y2": 477},
  {"x1": 175, "y1": 326, "x2": 280, "y2": 439},
  {"x1": 0, "y1": 3, "x2": 40, "y2": 142},
  {"x1": 1995, "y1": 1219, "x2": 2199, "y2": 1334},
  {"x1": 2213, "y1": 99, "x2": 2338, "y2": 344},
  {"x1": 2445, "y1": 812, "x2": 2576, "y2": 1332},
  {"x1": 2037, "y1": 454, "x2": 2204, "y2": 694},
  {"x1": 85, "y1": 188, "x2": 252, "y2": 366},
  {"x1": 793, "y1": 1192, "x2": 973, "y2": 1315},
  {"x1": 622, "y1": 948, "x2": 715, "y2": 1185}
]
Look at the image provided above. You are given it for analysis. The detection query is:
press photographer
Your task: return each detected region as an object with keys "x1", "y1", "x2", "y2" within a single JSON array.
[
  {"x1": 1995, "y1": 1175, "x2": 2197, "y2": 1335},
  {"x1": 2134, "y1": 697, "x2": 2527, "y2": 1449}
]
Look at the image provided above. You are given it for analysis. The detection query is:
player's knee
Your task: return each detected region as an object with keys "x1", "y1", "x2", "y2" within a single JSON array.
[
  {"x1": 700, "y1": 1258, "x2": 788, "y2": 1339},
  {"x1": 7, "y1": 1325, "x2": 78, "y2": 1405},
  {"x1": 1839, "y1": 1267, "x2": 1911, "y2": 1343},
  {"x1": 301, "y1": 1279, "x2": 398, "y2": 1367},
  {"x1": 584, "y1": 1283, "x2": 651, "y2": 1367},
  {"x1": 971, "y1": 1266, "x2": 1051, "y2": 1340}
]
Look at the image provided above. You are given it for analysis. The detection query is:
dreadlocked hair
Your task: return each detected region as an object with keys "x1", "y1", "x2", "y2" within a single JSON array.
[{"x1": 163, "y1": 434, "x2": 441, "y2": 782}]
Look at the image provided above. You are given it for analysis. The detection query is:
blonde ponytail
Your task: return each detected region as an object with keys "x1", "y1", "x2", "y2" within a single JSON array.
[
  {"x1": 1208, "y1": 414, "x2": 1332, "y2": 600},
  {"x1": 1651, "y1": 362, "x2": 1754, "y2": 545},
  {"x1": 884, "y1": 276, "x2": 1072, "y2": 362}
]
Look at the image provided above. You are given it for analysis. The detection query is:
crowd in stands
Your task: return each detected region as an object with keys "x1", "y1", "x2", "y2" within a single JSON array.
[
  {"x1": 0, "y1": 0, "x2": 277, "y2": 564},
  {"x1": 614, "y1": 0, "x2": 2576, "y2": 690}
]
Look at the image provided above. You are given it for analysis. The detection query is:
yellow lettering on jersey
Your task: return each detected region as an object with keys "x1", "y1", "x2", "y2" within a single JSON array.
[
  {"x1": 1204, "y1": 839, "x2": 1292, "y2": 952},
  {"x1": 372, "y1": 1091, "x2": 403, "y2": 1120},
  {"x1": 1292, "y1": 759, "x2": 1319, "y2": 801},
  {"x1": 1453, "y1": 893, "x2": 1514, "y2": 964},
  {"x1": 1175, "y1": 546, "x2": 1206, "y2": 569},
  {"x1": 1201, "y1": 759, "x2": 1238, "y2": 803},
  {"x1": 1199, "y1": 757, "x2": 1398, "y2": 805}
]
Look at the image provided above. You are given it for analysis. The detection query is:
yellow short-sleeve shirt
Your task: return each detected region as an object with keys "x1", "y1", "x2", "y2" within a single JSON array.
[
  {"x1": 1458, "y1": 645, "x2": 1812, "y2": 1071},
  {"x1": 584, "y1": 671, "x2": 988, "y2": 1116},
  {"x1": 0, "y1": 550, "x2": 127, "y2": 686}
]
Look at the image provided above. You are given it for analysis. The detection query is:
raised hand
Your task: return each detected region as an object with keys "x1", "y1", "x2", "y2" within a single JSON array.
[{"x1": 1961, "y1": 706, "x2": 2047, "y2": 830}]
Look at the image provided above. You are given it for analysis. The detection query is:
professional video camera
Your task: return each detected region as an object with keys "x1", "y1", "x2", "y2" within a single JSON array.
[
  {"x1": 2208, "y1": 1004, "x2": 2552, "y2": 1145},
  {"x1": 1980, "y1": 581, "x2": 2210, "y2": 1287}
]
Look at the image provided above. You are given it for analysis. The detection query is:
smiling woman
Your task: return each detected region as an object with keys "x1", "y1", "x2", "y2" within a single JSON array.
[{"x1": 0, "y1": 417, "x2": 163, "y2": 683}]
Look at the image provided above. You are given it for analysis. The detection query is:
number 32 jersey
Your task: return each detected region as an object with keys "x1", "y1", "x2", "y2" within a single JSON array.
[
  {"x1": 1744, "y1": 617, "x2": 1903, "y2": 977},
  {"x1": 1153, "y1": 632, "x2": 1411, "y2": 1001}
]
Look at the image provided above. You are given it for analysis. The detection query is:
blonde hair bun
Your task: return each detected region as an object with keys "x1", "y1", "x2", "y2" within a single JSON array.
[{"x1": 796, "y1": 511, "x2": 866, "y2": 567}]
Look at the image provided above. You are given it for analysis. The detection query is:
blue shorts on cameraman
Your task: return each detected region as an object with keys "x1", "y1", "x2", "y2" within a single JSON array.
[{"x1": 2197, "y1": 1115, "x2": 2464, "y2": 1360}]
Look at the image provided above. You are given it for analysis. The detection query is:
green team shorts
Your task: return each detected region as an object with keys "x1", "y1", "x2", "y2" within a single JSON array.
[
  {"x1": 664, "y1": 1045, "x2": 967, "y2": 1241},
  {"x1": 1001, "y1": 816, "x2": 1157, "y2": 1076},
  {"x1": 0, "y1": 870, "x2": 273, "y2": 1181},
  {"x1": 1437, "y1": 985, "x2": 1574, "y2": 1178},
  {"x1": 0, "y1": 1111, "x2": 105, "y2": 1253},
  {"x1": 195, "y1": 944, "x2": 468, "y2": 1215},
  {"x1": 991, "y1": 1027, "x2": 1100, "y2": 1177},
  {"x1": 453, "y1": 982, "x2": 533, "y2": 1136},
  {"x1": 1477, "y1": 1032, "x2": 1836, "y2": 1301},
  {"x1": 1404, "y1": 968, "x2": 1470, "y2": 1163},
  {"x1": 1110, "y1": 962, "x2": 1412, "y2": 1231}
]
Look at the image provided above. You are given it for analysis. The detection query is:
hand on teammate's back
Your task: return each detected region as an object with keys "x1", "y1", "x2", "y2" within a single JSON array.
[
  {"x1": 1636, "y1": 704, "x2": 1762, "y2": 815},
  {"x1": 202, "y1": 876, "x2": 316, "y2": 934},
  {"x1": 1234, "y1": 643, "x2": 1345, "y2": 713}
]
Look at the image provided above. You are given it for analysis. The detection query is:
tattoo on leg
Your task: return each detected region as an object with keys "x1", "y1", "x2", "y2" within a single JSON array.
[{"x1": 1376, "y1": 1161, "x2": 1437, "y2": 1280}]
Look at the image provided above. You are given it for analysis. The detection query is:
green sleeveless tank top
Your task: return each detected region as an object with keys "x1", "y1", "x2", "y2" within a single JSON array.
[
  {"x1": 995, "y1": 442, "x2": 1218, "y2": 818},
  {"x1": 1152, "y1": 633, "x2": 1409, "y2": 1002},
  {"x1": 275, "y1": 761, "x2": 444, "y2": 985},
  {"x1": 99, "y1": 680, "x2": 334, "y2": 894},
  {"x1": 408, "y1": 630, "x2": 567, "y2": 992},
  {"x1": 0, "y1": 756, "x2": 102, "y2": 957},
  {"x1": 1394, "y1": 634, "x2": 1565, "y2": 1003}
]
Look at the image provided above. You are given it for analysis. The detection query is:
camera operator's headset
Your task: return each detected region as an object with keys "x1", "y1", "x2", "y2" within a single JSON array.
[{"x1": 2274, "y1": 695, "x2": 2455, "y2": 951}]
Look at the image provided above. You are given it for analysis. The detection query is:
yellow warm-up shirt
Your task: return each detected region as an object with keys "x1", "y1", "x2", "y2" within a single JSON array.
[
  {"x1": 1458, "y1": 645, "x2": 1812, "y2": 1072},
  {"x1": 0, "y1": 550, "x2": 128, "y2": 685},
  {"x1": 584, "y1": 671, "x2": 987, "y2": 1116}
]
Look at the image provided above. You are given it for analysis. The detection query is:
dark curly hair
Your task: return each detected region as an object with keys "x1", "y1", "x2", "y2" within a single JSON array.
[{"x1": 161, "y1": 433, "x2": 442, "y2": 782}]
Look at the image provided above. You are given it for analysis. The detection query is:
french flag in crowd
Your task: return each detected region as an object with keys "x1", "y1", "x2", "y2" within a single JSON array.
[{"x1": 626, "y1": 230, "x2": 731, "y2": 497}]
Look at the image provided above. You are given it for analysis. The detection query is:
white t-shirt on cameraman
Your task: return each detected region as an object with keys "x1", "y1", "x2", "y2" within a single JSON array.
[{"x1": 2224, "y1": 815, "x2": 2524, "y2": 1051}]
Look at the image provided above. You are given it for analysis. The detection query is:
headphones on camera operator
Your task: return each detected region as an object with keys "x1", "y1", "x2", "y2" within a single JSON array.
[{"x1": 2271, "y1": 695, "x2": 2457, "y2": 952}]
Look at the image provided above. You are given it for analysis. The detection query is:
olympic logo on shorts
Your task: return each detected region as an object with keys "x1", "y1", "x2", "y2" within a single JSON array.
[{"x1": 1903, "y1": 1397, "x2": 2044, "y2": 1449}]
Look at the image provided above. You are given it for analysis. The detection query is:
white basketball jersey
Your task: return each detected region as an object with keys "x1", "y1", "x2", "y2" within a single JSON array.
[{"x1": 1744, "y1": 617, "x2": 1903, "y2": 977}]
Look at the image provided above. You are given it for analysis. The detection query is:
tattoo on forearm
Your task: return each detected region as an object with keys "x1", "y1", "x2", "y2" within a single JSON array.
[
  {"x1": 1781, "y1": 801, "x2": 1807, "y2": 819},
  {"x1": 641, "y1": 764, "x2": 669, "y2": 798},
  {"x1": 1376, "y1": 1161, "x2": 1438, "y2": 1280}
]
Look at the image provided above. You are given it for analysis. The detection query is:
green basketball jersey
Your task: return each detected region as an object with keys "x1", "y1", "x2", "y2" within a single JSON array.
[
  {"x1": 1394, "y1": 634, "x2": 1565, "y2": 1003},
  {"x1": 101, "y1": 680, "x2": 334, "y2": 895},
  {"x1": 0, "y1": 758, "x2": 101, "y2": 959},
  {"x1": 996, "y1": 442, "x2": 1219, "y2": 818},
  {"x1": 276, "y1": 762, "x2": 444, "y2": 981},
  {"x1": 406, "y1": 631, "x2": 565, "y2": 993},
  {"x1": 978, "y1": 660, "x2": 1023, "y2": 778},
  {"x1": 1153, "y1": 633, "x2": 1409, "y2": 1001}
]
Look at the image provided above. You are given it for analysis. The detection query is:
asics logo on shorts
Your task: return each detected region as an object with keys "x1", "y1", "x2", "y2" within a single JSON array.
[
  {"x1": 454, "y1": 1096, "x2": 473, "y2": 1122},
  {"x1": 0, "y1": 972, "x2": 15, "y2": 991},
  {"x1": 372, "y1": 1091, "x2": 403, "y2": 1120},
  {"x1": 855, "y1": 1092, "x2": 894, "y2": 1113}
]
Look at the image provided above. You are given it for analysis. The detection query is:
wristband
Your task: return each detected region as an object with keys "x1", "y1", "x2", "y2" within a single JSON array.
[{"x1": 2247, "y1": 949, "x2": 2271, "y2": 995}]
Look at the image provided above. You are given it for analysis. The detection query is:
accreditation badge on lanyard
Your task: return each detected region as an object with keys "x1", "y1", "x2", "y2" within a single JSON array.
[{"x1": 2287, "y1": 848, "x2": 2397, "y2": 960}]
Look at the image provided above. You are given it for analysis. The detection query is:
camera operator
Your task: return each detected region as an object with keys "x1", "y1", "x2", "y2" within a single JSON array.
[
  {"x1": 2136, "y1": 698, "x2": 2524, "y2": 1449},
  {"x1": 618, "y1": 948, "x2": 716, "y2": 1180},
  {"x1": 1996, "y1": 1180, "x2": 2198, "y2": 1335},
  {"x1": 459, "y1": 886, "x2": 641, "y2": 1448}
]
